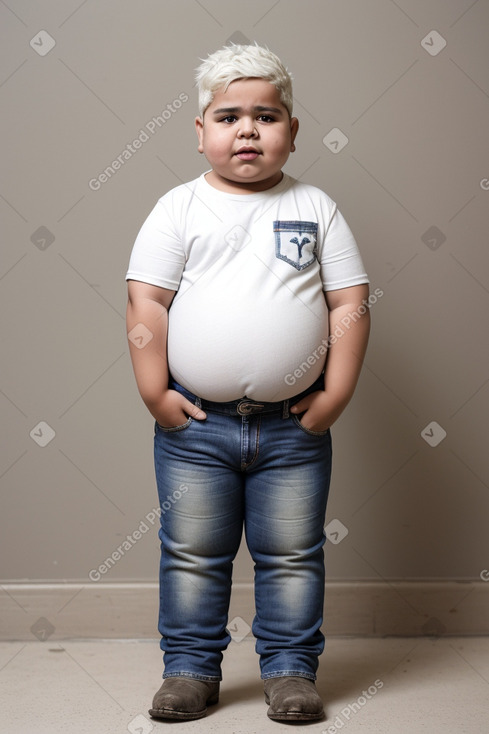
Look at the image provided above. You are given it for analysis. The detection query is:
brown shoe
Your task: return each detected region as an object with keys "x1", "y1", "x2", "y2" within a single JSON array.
[
  {"x1": 149, "y1": 677, "x2": 220, "y2": 720},
  {"x1": 263, "y1": 676, "x2": 324, "y2": 721}
]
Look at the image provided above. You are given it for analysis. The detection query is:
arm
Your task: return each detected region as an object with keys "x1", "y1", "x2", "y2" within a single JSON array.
[
  {"x1": 290, "y1": 283, "x2": 370, "y2": 431},
  {"x1": 126, "y1": 280, "x2": 206, "y2": 426}
]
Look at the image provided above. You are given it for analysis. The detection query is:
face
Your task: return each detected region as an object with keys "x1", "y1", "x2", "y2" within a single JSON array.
[{"x1": 195, "y1": 78, "x2": 299, "y2": 193}]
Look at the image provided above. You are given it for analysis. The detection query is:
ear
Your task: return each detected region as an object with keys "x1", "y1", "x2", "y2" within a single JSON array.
[
  {"x1": 195, "y1": 116, "x2": 204, "y2": 153},
  {"x1": 289, "y1": 117, "x2": 299, "y2": 152}
]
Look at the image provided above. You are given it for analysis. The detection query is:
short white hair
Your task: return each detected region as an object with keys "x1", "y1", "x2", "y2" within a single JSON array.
[{"x1": 195, "y1": 43, "x2": 293, "y2": 118}]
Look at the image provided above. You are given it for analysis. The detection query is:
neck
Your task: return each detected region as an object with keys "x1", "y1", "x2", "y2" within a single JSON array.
[{"x1": 204, "y1": 170, "x2": 284, "y2": 194}]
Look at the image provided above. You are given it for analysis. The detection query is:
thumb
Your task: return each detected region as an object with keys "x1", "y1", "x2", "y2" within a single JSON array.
[
  {"x1": 290, "y1": 398, "x2": 307, "y2": 414},
  {"x1": 184, "y1": 399, "x2": 207, "y2": 421}
]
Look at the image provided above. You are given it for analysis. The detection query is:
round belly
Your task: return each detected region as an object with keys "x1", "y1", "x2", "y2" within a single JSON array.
[{"x1": 167, "y1": 292, "x2": 329, "y2": 401}]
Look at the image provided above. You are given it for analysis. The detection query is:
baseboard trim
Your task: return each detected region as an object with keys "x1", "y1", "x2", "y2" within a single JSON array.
[{"x1": 1, "y1": 581, "x2": 488, "y2": 641}]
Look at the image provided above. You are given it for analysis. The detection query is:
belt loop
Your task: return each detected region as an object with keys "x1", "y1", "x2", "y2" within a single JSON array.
[
  {"x1": 195, "y1": 396, "x2": 202, "y2": 409},
  {"x1": 282, "y1": 399, "x2": 289, "y2": 419}
]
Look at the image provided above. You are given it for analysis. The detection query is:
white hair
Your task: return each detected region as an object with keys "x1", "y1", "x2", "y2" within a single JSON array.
[{"x1": 195, "y1": 43, "x2": 293, "y2": 118}]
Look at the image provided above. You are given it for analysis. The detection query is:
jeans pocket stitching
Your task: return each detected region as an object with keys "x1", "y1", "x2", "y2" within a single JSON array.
[
  {"x1": 292, "y1": 414, "x2": 329, "y2": 437},
  {"x1": 156, "y1": 416, "x2": 193, "y2": 433}
]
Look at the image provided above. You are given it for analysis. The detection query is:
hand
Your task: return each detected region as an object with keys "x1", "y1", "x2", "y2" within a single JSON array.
[
  {"x1": 289, "y1": 390, "x2": 345, "y2": 432},
  {"x1": 151, "y1": 389, "x2": 207, "y2": 428}
]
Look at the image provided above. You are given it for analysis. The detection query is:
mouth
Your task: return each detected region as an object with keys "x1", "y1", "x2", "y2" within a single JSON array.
[{"x1": 235, "y1": 147, "x2": 261, "y2": 161}]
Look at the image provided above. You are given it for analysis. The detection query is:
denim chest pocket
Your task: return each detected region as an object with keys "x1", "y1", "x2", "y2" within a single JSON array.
[{"x1": 274, "y1": 220, "x2": 318, "y2": 271}]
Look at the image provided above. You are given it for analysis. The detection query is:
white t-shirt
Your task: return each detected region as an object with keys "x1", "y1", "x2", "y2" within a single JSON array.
[{"x1": 126, "y1": 172, "x2": 369, "y2": 401}]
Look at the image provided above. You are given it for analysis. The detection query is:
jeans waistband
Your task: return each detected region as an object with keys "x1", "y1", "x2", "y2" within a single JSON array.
[{"x1": 168, "y1": 374, "x2": 324, "y2": 418}]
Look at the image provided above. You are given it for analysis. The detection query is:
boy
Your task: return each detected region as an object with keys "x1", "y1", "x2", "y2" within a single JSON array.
[{"x1": 126, "y1": 44, "x2": 370, "y2": 722}]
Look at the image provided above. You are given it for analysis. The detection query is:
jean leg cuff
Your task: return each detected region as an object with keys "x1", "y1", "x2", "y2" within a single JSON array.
[
  {"x1": 261, "y1": 671, "x2": 317, "y2": 681},
  {"x1": 163, "y1": 672, "x2": 222, "y2": 682}
]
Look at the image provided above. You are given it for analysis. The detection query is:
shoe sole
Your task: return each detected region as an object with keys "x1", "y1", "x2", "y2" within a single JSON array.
[
  {"x1": 267, "y1": 707, "x2": 324, "y2": 721},
  {"x1": 149, "y1": 696, "x2": 219, "y2": 721},
  {"x1": 264, "y1": 693, "x2": 324, "y2": 721}
]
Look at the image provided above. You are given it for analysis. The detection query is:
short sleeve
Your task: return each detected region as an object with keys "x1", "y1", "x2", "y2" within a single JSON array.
[
  {"x1": 125, "y1": 196, "x2": 186, "y2": 291},
  {"x1": 319, "y1": 203, "x2": 369, "y2": 291}
]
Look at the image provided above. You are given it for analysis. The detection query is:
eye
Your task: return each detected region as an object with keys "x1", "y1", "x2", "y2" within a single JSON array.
[
  {"x1": 257, "y1": 115, "x2": 274, "y2": 123},
  {"x1": 221, "y1": 115, "x2": 237, "y2": 123}
]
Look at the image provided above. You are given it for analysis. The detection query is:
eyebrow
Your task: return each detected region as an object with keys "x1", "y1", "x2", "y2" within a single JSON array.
[{"x1": 211, "y1": 106, "x2": 284, "y2": 116}]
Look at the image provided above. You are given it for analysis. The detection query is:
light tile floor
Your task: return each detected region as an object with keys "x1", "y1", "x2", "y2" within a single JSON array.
[{"x1": 1, "y1": 637, "x2": 488, "y2": 733}]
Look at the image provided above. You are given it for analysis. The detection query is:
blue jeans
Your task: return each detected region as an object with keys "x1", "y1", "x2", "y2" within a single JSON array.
[{"x1": 153, "y1": 375, "x2": 332, "y2": 682}]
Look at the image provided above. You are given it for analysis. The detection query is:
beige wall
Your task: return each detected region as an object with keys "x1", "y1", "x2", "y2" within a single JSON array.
[{"x1": 2, "y1": 0, "x2": 488, "y2": 599}]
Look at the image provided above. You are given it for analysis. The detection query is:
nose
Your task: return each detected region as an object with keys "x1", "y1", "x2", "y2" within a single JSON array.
[{"x1": 238, "y1": 117, "x2": 257, "y2": 138}]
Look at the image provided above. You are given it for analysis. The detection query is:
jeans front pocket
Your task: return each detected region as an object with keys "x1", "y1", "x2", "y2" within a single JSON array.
[
  {"x1": 155, "y1": 416, "x2": 193, "y2": 433},
  {"x1": 291, "y1": 414, "x2": 330, "y2": 437}
]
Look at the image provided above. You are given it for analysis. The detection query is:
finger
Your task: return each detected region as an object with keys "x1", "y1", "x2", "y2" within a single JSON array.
[
  {"x1": 183, "y1": 398, "x2": 207, "y2": 420},
  {"x1": 290, "y1": 397, "x2": 310, "y2": 413}
]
